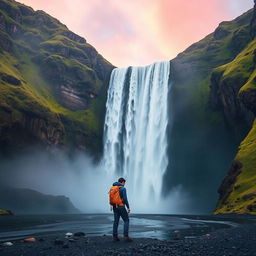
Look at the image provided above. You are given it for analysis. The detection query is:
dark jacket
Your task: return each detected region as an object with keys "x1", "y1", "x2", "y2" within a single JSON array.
[{"x1": 112, "y1": 182, "x2": 130, "y2": 208}]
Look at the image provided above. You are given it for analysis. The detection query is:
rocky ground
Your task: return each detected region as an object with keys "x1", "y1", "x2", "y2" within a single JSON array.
[{"x1": 1, "y1": 224, "x2": 256, "y2": 256}]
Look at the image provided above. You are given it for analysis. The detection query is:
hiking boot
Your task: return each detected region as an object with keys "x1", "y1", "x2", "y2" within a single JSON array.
[
  {"x1": 113, "y1": 237, "x2": 120, "y2": 242},
  {"x1": 124, "y1": 236, "x2": 133, "y2": 242}
]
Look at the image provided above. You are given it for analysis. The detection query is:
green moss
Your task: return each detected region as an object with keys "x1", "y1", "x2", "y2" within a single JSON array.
[
  {"x1": 0, "y1": 49, "x2": 98, "y2": 131},
  {"x1": 169, "y1": 8, "x2": 256, "y2": 212},
  {"x1": 215, "y1": 121, "x2": 256, "y2": 214},
  {"x1": 42, "y1": 34, "x2": 87, "y2": 51},
  {"x1": 216, "y1": 40, "x2": 256, "y2": 89},
  {"x1": 238, "y1": 39, "x2": 256, "y2": 91},
  {"x1": 237, "y1": 121, "x2": 256, "y2": 179},
  {"x1": 171, "y1": 17, "x2": 254, "y2": 140},
  {"x1": 0, "y1": 0, "x2": 113, "y2": 154},
  {"x1": 240, "y1": 71, "x2": 256, "y2": 91},
  {"x1": 210, "y1": 33, "x2": 256, "y2": 214},
  {"x1": 0, "y1": 51, "x2": 62, "y2": 117}
]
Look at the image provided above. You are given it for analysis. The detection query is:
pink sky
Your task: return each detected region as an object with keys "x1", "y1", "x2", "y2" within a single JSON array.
[{"x1": 21, "y1": 0, "x2": 254, "y2": 67}]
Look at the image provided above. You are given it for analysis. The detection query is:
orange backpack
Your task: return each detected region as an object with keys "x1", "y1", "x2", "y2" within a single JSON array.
[{"x1": 109, "y1": 185, "x2": 125, "y2": 207}]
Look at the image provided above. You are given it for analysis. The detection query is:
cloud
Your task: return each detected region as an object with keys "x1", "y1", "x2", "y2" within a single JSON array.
[{"x1": 21, "y1": 0, "x2": 254, "y2": 66}]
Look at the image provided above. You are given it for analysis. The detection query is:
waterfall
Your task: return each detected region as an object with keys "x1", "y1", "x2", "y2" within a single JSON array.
[{"x1": 103, "y1": 61, "x2": 170, "y2": 212}]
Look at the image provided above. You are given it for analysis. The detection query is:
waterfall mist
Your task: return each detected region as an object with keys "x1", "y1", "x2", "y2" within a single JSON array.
[
  {"x1": 0, "y1": 150, "x2": 111, "y2": 213},
  {"x1": 0, "y1": 149, "x2": 190, "y2": 214}
]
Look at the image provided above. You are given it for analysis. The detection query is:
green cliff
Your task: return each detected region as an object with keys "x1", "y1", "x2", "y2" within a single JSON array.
[
  {"x1": 165, "y1": 7, "x2": 255, "y2": 212},
  {"x1": 212, "y1": 2, "x2": 256, "y2": 214},
  {"x1": 0, "y1": 0, "x2": 114, "y2": 156}
]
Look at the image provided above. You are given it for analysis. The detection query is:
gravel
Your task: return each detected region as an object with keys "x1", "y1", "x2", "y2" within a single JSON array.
[{"x1": 1, "y1": 224, "x2": 256, "y2": 256}]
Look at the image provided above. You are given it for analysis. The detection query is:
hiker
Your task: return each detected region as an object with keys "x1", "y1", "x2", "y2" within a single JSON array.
[{"x1": 109, "y1": 177, "x2": 133, "y2": 242}]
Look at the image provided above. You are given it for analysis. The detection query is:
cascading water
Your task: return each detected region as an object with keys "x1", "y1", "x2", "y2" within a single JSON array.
[{"x1": 103, "y1": 61, "x2": 171, "y2": 212}]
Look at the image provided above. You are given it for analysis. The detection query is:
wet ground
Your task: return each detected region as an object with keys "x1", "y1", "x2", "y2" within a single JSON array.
[
  {"x1": 0, "y1": 213, "x2": 255, "y2": 242},
  {"x1": 1, "y1": 214, "x2": 256, "y2": 255}
]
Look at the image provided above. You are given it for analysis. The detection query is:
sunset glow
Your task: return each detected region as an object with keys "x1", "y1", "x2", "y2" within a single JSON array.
[{"x1": 21, "y1": 0, "x2": 254, "y2": 67}]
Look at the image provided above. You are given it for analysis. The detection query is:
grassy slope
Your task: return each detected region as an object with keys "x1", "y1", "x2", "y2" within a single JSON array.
[
  {"x1": 171, "y1": 10, "x2": 253, "y2": 139},
  {"x1": 214, "y1": 39, "x2": 256, "y2": 214},
  {"x1": 0, "y1": 0, "x2": 113, "y2": 154},
  {"x1": 216, "y1": 41, "x2": 255, "y2": 85},
  {"x1": 172, "y1": 9, "x2": 252, "y2": 110},
  {"x1": 164, "y1": 9, "x2": 254, "y2": 212},
  {"x1": 214, "y1": 121, "x2": 256, "y2": 214}
]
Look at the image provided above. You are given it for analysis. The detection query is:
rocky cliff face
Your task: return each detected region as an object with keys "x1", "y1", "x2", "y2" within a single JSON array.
[
  {"x1": 163, "y1": 9, "x2": 255, "y2": 212},
  {"x1": 208, "y1": 42, "x2": 255, "y2": 134},
  {"x1": 208, "y1": 7, "x2": 255, "y2": 130},
  {"x1": 211, "y1": 3, "x2": 256, "y2": 214},
  {"x1": 0, "y1": 0, "x2": 114, "y2": 156}
]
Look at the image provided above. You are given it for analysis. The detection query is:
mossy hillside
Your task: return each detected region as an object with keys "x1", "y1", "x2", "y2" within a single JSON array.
[
  {"x1": 176, "y1": 11, "x2": 252, "y2": 64},
  {"x1": 209, "y1": 39, "x2": 256, "y2": 134},
  {"x1": 39, "y1": 54, "x2": 100, "y2": 93},
  {"x1": 0, "y1": 0, "x2": 114, "y2": 154},
  {"x1": 215, "y1": 121, "x2": 256, "y2": 214},
  {"x1": 212, "y1": 39, "x2": 256, "y2": 93},
  {"x1": 171, "y1": 10, "x2": 253, "y2": 127},
  {"x1": 240, "y1": 69, "x2": 256, "y2": 92},
  {"x1": 238, "y1": 39, "x2": 256, "y2": 97},
  {"x1": 0, "y1": 49, "x2": 104, "y2": 149},
  {"x1": 164, "y1": 9, "x2": 255, "y2": 210},
  {"x1": 0, "y1": 53, "x2": 56, "y2": 119},
  {"x1": 172, "y1": 10, "x2": 253, "y2": 123},
  {"x1": 212, "y1": 39, "x2": 256, "y2": 214},
  {"x1": 0, "y1": 49, "x2": 65, "y2": 150},
  {"x1": 39, "y1": 35, "x2": 89, "y2": 59}
]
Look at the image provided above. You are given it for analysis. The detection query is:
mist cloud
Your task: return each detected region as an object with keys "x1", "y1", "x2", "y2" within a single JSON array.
[{"x1": 0, "y1": 149, "x2": 191, "y2": 214}]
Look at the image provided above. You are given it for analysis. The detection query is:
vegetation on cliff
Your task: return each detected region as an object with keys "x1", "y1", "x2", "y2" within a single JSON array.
[
  {"x1": 190, "y1": 0, "x2": 256, "y2": 214},
  {"x1": 165, "y1": 8, "x2": 255, "y2": 213},
  {"x1": 213, "y1": 36, "x2": 256, "y2": 214},
  {"x1": 215, "y1": 121, "x2": 256, "y2": 214},
  {"x1": 0, "y1": 0, "x2": 114, "y2": 155}
]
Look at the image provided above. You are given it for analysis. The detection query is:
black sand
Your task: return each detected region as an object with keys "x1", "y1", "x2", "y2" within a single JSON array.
[{"x1": 1, "y1": 223, "x2": 256, "y2": 256}]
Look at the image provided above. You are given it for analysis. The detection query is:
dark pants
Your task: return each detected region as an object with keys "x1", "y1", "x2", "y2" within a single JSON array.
[{"x1": 113, "y1": 206, "x2": 129, "y2": 237}]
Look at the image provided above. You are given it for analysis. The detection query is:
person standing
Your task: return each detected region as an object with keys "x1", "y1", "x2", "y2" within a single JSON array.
[{"x1": 109, "y1": 177, "x2": 133, "y2": 242}]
